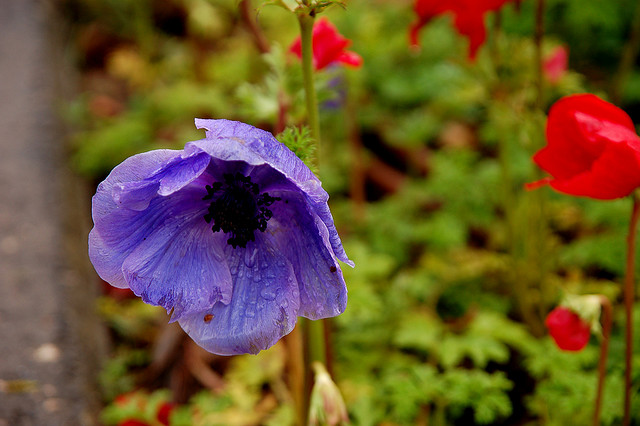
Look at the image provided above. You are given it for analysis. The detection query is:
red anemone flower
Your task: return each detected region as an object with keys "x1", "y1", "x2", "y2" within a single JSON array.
[
  {"x1": 409, "y1": 0, "x2": 513, "y2": 60},
  {"x1": 290, "y1": 18, "x2": 363, "y2": 71},
  {"x1": 543, "y1": 46, "x2": 568, "y2": 85},
  {"x1": 527, "y1": 94, "x2": 640, "y2": 200},
  {"x1": 545, "y1": 306, "x2": 591, "y2": 351}
]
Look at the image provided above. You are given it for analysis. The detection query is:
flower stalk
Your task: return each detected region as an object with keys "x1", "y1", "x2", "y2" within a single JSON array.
[
  {"x1": 594, "y1": 295, "x2": 612, "y2": 426},
  {"x1": 297, "y1": 11, "x2": 321, "y2": 157},
  {"x1": 623, "y1": 191, "x2": 640, "y2": 425},
  {"x1": 295, "y1": 7, "x2": 332, "y2": 424}
]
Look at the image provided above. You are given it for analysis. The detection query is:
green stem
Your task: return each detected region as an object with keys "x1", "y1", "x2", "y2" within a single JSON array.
[
  {"x1": 297, "y1": 11, "x2": 321, "y2": 161},
  {"x1": 297, "y1": 6, "x2": 326, "y2": 368},
  {"x1": 297, "y1": 8, "x2": 330, "y2": 423},
  {"x1": 623, "y1": 192, "x2": 640, "y2": 426},
  {"x1": 306, "y1": 319, "x2": 327, "y2": 365}
]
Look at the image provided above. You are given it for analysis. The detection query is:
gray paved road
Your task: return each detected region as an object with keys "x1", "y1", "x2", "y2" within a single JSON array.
[{"x1": 0, "y1": 0, "x2": 105, "y2": 424}]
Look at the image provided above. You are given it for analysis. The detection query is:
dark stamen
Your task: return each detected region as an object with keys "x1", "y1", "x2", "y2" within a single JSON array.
[{"x1": 203, "y1": 172, "x2": 280, "y2": 248}]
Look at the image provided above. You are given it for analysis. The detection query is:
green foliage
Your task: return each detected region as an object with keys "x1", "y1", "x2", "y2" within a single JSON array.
[
  {"x1": 236, "y1": 44, "x2": 304, "y2": 124},
  {"x1": 97, "y1": 297, "x2": 164, "y2": 341},
  {"x1": 442, "y1": 370, "x2": 513, "y2": 425},
  {"x1": 98, "y1": 348, "x2": 151, "y2": 402},
  {"x1": 277, "y1": 127, "x2": 320, "y2": 180},
  {"x1": 173, "y1": 344, "x2": 296, "y2": 426}
]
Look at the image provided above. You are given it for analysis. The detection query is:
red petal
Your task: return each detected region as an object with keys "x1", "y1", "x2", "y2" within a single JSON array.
[
  {"x1": 524, "y1": 177, "x2": 552, "y2": 191},
  {"x1": 414, "y1": 0, "x2": 451, "y2": 17},
  {"x1": 452, "y1": 9, "x2": 487, "y2": 60},
  {"x1": 549, "y1": 137, "x2": 640, "y2": 199},
  {"x1": 337, "y1": 51, "x2": 363, "y2": 68},
  {"x1": 545, "y1": 307, "x2": 590, "y2": 352}
]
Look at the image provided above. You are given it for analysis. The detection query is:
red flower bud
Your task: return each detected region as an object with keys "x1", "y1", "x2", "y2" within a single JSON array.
[
  {"x1": 543, "y1": 46, "x2": 568, "y2": 85},
  {"x1": 545, "y1": 307, "x2": 591, "y2": 351}
]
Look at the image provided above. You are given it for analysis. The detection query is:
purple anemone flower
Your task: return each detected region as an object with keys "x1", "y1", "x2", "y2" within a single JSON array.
[{"x1": 89, "y1": 119, "x2": 353, "y2": 355}]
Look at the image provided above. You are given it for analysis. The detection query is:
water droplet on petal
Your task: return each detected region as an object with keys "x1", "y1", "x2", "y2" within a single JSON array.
[
  {"x1": 245, "y1": 248, "x2": 258, "y2": 268},
  {"x1": 260, "y1": 287, "x2": 277, "y2": 301}
]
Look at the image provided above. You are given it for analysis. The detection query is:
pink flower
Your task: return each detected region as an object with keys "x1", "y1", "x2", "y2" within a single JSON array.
[
  {"x1": 290, "y1": 18, "x2": 363, "y2": 71},
  {"x1": 543, "y1": 46, "x2": 568, "y2": 85},
  {"x1": 545, "y1": 307, "x2": 591, "y2": 351},
  {"x1": 409, "y1": 0, "x2": 514, "y2": 60}
]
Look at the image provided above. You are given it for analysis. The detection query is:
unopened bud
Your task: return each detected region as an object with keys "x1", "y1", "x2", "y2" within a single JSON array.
[
  {"x1": 563, "y1": 294, "x2": 603, "y2": 334},
  {"x1": 308, "y1": 362, "x2": 349, "y2": 426}
]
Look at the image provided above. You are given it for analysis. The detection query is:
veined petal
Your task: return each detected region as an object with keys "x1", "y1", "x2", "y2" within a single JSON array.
[
  {"x1": 267, "y1": 195, "x2": 348, "y2": 320},
  {"x1": 155, "y1": 150, "x2": 211, "y2": 196},
  {"x1": 119, "y1": 185, "x2": 232, "y2": 319},
  {"x1": 92, "y1": 150, "x2": 182, "y2": 218},
  {"x1": 90, "y1": 149, "x2": 183, "y2": 287},
  {"x1": 179, "y1": 235, "x2": 300, "y2": 355},
  {"x1": 113, "y1": 180, "x2": 160, "y2": 211}
]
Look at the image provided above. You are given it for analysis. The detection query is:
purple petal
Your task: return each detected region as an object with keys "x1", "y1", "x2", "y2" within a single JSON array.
[
  {"x1": 179, "y1": 235, "x2": 300, "y2": 355},
  {"x1": 113, "y1": 150, "x2": 211, "y2": 211},
  {"x1": 154, "y1": 150, "x2": 211, "y2": 196},
  {"x1": 118, "y1": 185, "x2": 232, "y2": 319},
  {"x1": 112, "y1": 180, "x2": 160, "y2": 211},
  {"x1": 267, "y1": 194, "x2": 348, "y2": 320},
  {"x1": 90, "y1": 149, "x2": 183, "y2": 287}
]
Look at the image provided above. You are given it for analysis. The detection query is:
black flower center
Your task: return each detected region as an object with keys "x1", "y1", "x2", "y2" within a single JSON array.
[{"x1": 203, "y1": 172, "x2": 280, "y2": 248}]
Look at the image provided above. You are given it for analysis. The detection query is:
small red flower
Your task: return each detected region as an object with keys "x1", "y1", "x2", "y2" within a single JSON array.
[
  {"x1": 527, "y1": 94, "x2": 640, "y2": 199},
  {"x1": 545, "y1": 306, "x2": 591, "y2": 351},
  {"x1": 543, "y1": 46, "x2": 568, "y2": 85},
  {"x1": 156, "y1": 402, "x2": 175, "y2": 426},
  {"x1": 409, "y1": 0, "x2": 513, "y2": 60},
  {"x1": 290, "y1": 18, "x2": 363, "y2": 71}
]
